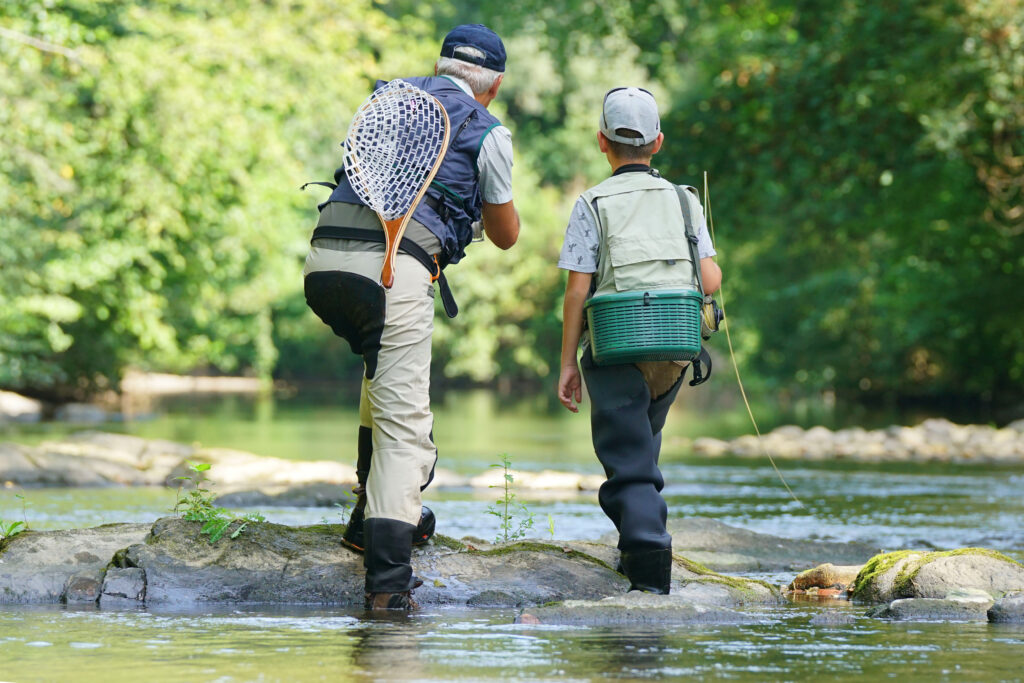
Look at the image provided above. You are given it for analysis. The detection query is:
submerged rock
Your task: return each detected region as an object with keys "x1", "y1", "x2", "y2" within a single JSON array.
[
  {"x1": 515, "y1": 592, "x2": 754, "y2": 626},
  {"x1": 988, "y1": 592, "x2": 1024, "y2": 623},
  {"x1": 867, "y1": 596, "x2": 993, "y2": 622},
  {"x1": 850, "y1": 548, "x2": 1024, "y2": 603},
  {"x1": 0, "y1": 519, "x2": 778, "y2": 610}
]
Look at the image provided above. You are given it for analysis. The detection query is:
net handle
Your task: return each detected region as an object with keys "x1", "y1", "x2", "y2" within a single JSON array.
[{"x1": 377, "y1": 96, "x2": 450, "y2": 289}]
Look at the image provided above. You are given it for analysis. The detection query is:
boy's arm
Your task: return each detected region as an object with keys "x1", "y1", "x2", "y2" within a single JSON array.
[{"x1": 558, "y1": 270, "x2": 593, "y2": 413}]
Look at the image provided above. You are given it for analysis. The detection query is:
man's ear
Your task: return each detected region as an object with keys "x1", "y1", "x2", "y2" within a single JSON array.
[
  {"x1": 434, "y1": 61, "x2": 439, "y2": 76},
  {"x1": 488, "y1": 73, "x2": 503, "y2": 99},
  {"x1": 597, "y1": 131, "x2": 609, "y2": 153}
]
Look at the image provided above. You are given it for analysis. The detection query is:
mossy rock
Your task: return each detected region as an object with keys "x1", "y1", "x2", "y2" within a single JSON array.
[{"x1": 850, "y1": 548, "x2": 1024, "y2": 603}]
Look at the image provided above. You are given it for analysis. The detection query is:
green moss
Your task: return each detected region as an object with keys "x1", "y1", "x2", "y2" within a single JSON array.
[
  {"x1": 851, "y1": 548, "x2": 1022, "y2": 600},
  {"x1": 469, "y1": 541, "x2": 614, "y2": 571},
  {"x1": 430, "y1": 533, "x2": 466, "y2": 551}
]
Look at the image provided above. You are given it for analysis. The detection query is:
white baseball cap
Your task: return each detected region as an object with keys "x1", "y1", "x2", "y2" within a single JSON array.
[{"x1": 600, "y1": 87, "x2": 660, "y2": 146}]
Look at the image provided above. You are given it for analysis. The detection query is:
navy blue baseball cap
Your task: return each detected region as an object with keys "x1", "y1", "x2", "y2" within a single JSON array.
[{"x1": 440, "y1": 24, "x2": 506, "y2": 73}]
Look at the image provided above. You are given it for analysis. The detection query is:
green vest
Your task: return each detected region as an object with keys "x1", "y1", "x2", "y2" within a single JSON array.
[{"x1": 580, "y1": 172, "x2": 699, "y2": 298}]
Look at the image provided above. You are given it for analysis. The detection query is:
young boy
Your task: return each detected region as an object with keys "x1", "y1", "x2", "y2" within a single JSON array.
[{"x1": 557, "y1": 87, "x2": 722, "y2": 594}]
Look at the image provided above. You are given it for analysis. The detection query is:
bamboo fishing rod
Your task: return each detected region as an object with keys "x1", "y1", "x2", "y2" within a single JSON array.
[{"x1": 702, "y1": 171, "x2": 802, "y2": 506}]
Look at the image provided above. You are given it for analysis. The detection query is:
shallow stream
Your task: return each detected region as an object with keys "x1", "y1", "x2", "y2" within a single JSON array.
[{"x1": 1, "y1": 390, "x2": 1023, "y2": 681}]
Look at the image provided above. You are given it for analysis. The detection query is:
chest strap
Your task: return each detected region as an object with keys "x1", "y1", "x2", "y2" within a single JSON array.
[{"x1": 311, "y1": 225, "x2": 458, "y2": 318}]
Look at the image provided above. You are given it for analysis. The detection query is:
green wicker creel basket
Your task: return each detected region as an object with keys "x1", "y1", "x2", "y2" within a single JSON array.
[{"x1": 585, "y1": 289, "x2": 703, "y2": 365}]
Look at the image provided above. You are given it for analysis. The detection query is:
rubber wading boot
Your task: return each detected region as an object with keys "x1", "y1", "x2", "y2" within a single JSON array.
[
  {"x1": 620, "y1": 548, "x2": 673, "y2": 595},
  {"x1": 365, "y1": 590, "x2": 420, "y2": 611},
  {"x1": 343, "y1": 500, "x2": 435, "y2": 553}
]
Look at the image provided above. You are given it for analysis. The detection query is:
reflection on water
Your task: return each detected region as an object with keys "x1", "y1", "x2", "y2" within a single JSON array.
[
  {"x1": 1, "y1": 391, "x2": 1023, "y2": 680},
  {"x1": 1, "y1": 604, "x2": 1022, "y2": 682}
]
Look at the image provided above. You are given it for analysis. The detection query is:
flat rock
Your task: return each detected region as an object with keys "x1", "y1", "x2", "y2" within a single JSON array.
[
  {"x1": 0, "y1": 523, "x2": 152, "y2": 603},
  {"x1": 515, "y1": 592, "x2": 755, "y2": 626},
  {"x1": 1, "y1": 518, "x2": 779, "y2": 610},
  {"x1": 851, "y1": 549, "x2": 1024, "y2": 603},
  {"x1": 619, "y1": 517, "x2": 880, "y2": 572},
  {"x1": 0, "y1": 391, "x2": 42, "y2": 423}
]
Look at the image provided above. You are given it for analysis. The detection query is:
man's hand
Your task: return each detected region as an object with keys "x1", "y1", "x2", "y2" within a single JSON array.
[
  {"x1": 558, "y1": 363, "x2": 583, "y2": 413},
  {"x1": 481, "y1": 200, "x2": 519, "y2": 249}
]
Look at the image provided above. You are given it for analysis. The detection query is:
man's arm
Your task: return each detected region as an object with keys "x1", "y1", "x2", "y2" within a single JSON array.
[
  {"x1": 481, "y1": 200, "x2": 520, "y2": 249},
  {"x1": 557, "y1": 270, "x2": 592, "y2": 413}
]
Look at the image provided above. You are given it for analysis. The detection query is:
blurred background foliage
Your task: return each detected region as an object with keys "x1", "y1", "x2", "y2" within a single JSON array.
[{"x1": 1, "y1": 0, "x2": 1021, "y2": 410}]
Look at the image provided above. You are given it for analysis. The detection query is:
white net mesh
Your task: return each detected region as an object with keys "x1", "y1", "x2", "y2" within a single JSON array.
[{"x1": 342, "y1": 79, "x2": 449, "y2": 221}]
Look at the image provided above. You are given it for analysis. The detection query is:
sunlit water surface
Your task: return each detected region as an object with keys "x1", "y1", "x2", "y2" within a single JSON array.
[{"x1": 2, "y1": 390, "x2": 1023, "y2": 681}]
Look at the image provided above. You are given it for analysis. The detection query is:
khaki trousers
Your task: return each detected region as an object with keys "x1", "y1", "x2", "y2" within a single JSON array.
[{"x1": 304, "y1": 245, "x2": 437, "y2": 526}]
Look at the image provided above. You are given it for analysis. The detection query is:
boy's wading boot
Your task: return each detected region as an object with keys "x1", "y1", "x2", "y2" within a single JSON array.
[
  {"x1": 620, "y1": 548, "x2": 673, "y2": 595},
  {"x1": 364, "y1": 590, "x2": 420, "y2": 611}
]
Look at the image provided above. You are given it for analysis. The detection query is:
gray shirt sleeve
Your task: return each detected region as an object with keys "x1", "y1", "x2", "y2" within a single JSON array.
[
  {"x1": 684, "y1": 188, "x2": 717, "y2": 259},
  {"x1": 477, "y1": 125, "x2": 514, "y2": 205},
  {"x1": 557, "y1": 197, "x2": 600, "y2": 273}
]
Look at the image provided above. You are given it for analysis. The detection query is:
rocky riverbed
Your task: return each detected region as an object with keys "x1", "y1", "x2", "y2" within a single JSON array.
[
  {"x1": 694, "y1": 418, "x2": 1024, "y2": 463},
  {"x1": 1, "y1": 516, "x2": 1020, "y2": 625}
]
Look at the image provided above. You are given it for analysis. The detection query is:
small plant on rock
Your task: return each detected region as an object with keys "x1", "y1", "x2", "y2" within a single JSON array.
[
  {"x1": 173, "y1": 461, "x2": 265, "y2": 543},
  {"x1": 486, "y1": 453, "x2": 534, "y2": 544},
  {"x1": 2, "y1": 493, "x2": 30, "y2": 540}
]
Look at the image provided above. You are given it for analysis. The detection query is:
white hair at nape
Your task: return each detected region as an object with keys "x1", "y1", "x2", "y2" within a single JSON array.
[{"x1": 436, "y1": 46, "x2": 501, "y2": 96}]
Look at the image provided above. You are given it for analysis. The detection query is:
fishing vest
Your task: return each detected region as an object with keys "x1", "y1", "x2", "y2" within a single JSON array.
[
  {"x1": 581, "y1": 171, "x2": 701, "y2": 299},
  {"x1": 325, "y1": 75, "x2": 502, "y2": 266}
]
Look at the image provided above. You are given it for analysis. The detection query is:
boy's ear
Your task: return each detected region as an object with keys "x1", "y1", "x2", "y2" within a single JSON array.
[
  {"x1": 651, "y1": 132, "x2": 665, "y2": 155},
  {"x1": 597, "y1": 131, "x2": 609, "y2": 153}
]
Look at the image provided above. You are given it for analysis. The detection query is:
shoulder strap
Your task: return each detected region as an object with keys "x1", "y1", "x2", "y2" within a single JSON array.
[{"x1": 674, "y1": 184, "x2": 705, "y2": 296}]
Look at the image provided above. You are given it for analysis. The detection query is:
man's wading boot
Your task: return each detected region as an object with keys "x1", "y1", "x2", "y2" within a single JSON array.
[
  {"x1": 620, "y1": 548, "x2": 673, "y2": 595},
  {"x1": 343, "y1": 497, "x2": 435, "y2": 552},
  {"x1": 342, "y1": 425, "x2": 436, "y2": 552}
]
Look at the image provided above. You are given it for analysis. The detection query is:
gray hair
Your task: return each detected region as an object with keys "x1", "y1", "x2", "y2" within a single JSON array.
[{"x1": 436, "y1": 46, "x2": 501, "y2": 96}]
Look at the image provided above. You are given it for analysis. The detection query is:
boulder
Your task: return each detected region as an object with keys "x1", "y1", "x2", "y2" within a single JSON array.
[
  {"x1": 790, "y1": 563, "x2": 864, "y2": 591},
  {"x1": 850, "y1": 549, "x2": 1024, "y2": 603},
  {"x1": 0, "y1": 523, "x2": 152, "y2": 603},
  {"x1": 639, "y1": 517, "x2": 880, "y2": 572}
]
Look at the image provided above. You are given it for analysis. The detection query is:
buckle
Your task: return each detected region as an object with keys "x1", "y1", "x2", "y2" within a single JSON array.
[{"x1": 430, "y1": 254, "x2": 441, "y2": 283}]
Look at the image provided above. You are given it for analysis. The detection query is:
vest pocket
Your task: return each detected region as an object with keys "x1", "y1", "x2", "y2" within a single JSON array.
[{"x1": 607, "y1": 234, "x2": 695, "y2": 292}]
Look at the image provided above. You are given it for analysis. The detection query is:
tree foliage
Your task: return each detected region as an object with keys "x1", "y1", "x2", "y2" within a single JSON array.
[{"x1": 1, "y1": 0, "x2": 1021, "y2": 408}]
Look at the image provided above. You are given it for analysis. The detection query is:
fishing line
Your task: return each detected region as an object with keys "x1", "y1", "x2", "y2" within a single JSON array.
[{"x1": 702, "y1": 171, "x2": 802, "y2": 506}]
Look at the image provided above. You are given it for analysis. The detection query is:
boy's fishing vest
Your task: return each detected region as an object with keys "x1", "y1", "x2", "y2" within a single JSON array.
[
  {"x1": 581, "y1": 171, "x2": 700, "y2": 298},
  {"x1": 325, "y1": 76, "x2": 501, "y2": 266}
]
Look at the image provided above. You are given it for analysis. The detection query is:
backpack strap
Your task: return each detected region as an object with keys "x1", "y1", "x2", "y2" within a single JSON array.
[{"x1": 674, "y1": 184, "x2": 705, "y2": 296}]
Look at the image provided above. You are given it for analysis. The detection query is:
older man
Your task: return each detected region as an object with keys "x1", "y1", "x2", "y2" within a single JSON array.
[{"x1": 303, "y1": 24, "x2": 519, "y2": 610}]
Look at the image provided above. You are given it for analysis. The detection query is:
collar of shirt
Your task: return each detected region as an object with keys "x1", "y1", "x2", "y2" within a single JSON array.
[
  {"x1": 612, "y1": 163, "x2": 656, "y2": 176},
  {"x1": 439, "y1": 74, "x2": 474, "y2": 98}
]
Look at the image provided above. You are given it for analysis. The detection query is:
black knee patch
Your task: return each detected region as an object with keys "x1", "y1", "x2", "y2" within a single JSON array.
[{"x1": 304, "y1": 271, "x2": 385, "y2": 379}]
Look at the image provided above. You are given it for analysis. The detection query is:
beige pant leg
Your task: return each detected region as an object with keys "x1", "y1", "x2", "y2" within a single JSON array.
[{"x1": 363, "y1": 253, "x2": 437, "y2": 526}]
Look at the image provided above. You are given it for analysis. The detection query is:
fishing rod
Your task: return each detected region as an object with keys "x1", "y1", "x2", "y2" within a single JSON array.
[{"x1": 702, "y1": 171, "x2": 803, "y2": 506}]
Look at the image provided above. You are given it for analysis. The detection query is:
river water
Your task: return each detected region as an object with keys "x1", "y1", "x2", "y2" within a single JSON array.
[{"x1": 1, "y1": 390, "x2": 1023, "y2": 681}]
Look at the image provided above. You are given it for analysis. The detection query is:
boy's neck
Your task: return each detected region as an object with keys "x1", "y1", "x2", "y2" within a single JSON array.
[{"x1": 611, "y1": 162, "x2": 653, "y2": 176}]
